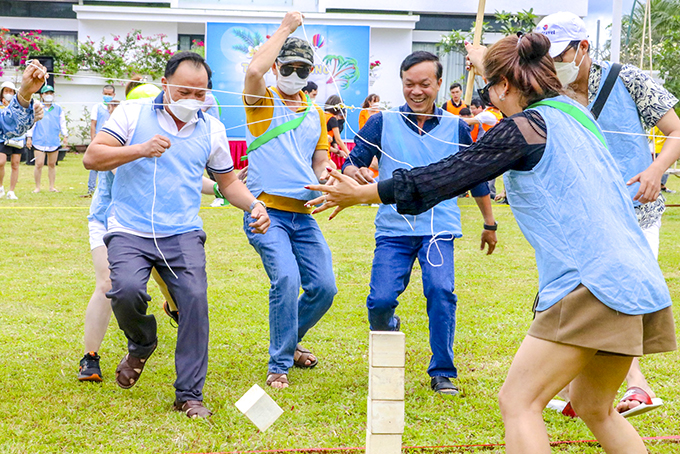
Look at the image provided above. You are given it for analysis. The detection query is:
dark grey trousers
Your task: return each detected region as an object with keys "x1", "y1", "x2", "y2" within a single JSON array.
[{"x1": 104, "y1": 230, "x2": 209, "y2": 402}]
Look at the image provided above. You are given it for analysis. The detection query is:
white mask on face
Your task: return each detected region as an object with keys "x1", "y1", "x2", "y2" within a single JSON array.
[
  {"x1": 554, "y1": 50, "x2": 586, "y2": 87},
  {"x1": 43, "y1": 94, "x2": 54, "y2": 103},
  {"x1": 277, "y1": 71, "x2": 308, "y2": 96},
  {"x1": 3, "y1": 93, "x2": 13, "y2": 102},
  {"x1": 166, "y1": 89, "x2": 202, "y2": 122}
]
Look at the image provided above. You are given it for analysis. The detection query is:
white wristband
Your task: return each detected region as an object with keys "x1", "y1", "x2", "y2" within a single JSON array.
[{"x1": 249, "y1": 199, "x2": 266, "y2": 212}]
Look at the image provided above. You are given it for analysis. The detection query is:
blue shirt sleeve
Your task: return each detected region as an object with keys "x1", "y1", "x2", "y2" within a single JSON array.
[
  {"x1": 458, "y1": 118, "x2": 472, "y2": 147},
  {"x1": 342, "y1": 112, "x2": 383, "y2": 171},
  {"x1": 458, "y1": 118, "x2": 490, "y2": 197},
  {"x1": 0, "y1": 96, "x2": 35, "y2": 142}
]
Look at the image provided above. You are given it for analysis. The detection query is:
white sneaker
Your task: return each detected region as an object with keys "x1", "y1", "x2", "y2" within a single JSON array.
[
  {"x1": 6, "y1": 191, "x2": 17, "y2": 200},
  {"x1": 0, "y1": 187, "x2": 5, "y2": 198}
]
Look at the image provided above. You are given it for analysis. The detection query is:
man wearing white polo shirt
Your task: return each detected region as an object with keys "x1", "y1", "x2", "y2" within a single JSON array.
[{"x1": 84, "y1": 52, "x2": 270, "y2": 418}]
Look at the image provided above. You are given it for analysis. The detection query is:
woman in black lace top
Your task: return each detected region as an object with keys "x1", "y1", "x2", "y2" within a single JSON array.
[{"x1": 306, "y1": 32, "x2": 675, "y2": 454}]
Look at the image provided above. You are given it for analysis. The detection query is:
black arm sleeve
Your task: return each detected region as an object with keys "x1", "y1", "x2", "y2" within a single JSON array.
[{"x1": 378, "y1": 111, "x2": 547, "y2": 215}]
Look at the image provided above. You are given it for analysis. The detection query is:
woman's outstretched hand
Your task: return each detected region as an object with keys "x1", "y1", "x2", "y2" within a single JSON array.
[{"x1": 305, "y1": 168, "x2": 380, "y2": 220}]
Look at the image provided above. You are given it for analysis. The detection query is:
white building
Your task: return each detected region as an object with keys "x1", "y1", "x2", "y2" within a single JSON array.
[{"x1": 1, "y1": 0, "x2": 588, "y2": 142}]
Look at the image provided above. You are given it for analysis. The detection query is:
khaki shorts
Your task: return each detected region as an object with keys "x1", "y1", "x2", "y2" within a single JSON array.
[{"x1": 528, "y1": 285, "x2": 676, "y2": 356}]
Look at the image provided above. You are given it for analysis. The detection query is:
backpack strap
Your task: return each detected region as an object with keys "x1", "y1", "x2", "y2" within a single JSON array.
[
  {"x1": 528, "y1": 99, "x2": 608, "y2": 149},
  {"x1": 590, "y1": 63, "x2": 622, "y2": 120},
  {"x1": 242, "y1": 94, "x2": 313, "y2": 161}
]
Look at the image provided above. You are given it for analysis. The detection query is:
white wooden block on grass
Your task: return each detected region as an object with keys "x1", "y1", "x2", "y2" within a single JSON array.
[
  {"x1": 366, "y1": 433, "x2": 402, "y2": 453},
  {"x1": 369, "y1": 367, "x2": 405, "y2": 401},
  {"x1": 368, "y1": 398, "x2": 405, "y2": 434},
  {"x1": 369, "y1": 331, "x2": 405, "y2": 368},
  {"x1": 234, "y1": 384, "x2": 283, "y2": 432}
]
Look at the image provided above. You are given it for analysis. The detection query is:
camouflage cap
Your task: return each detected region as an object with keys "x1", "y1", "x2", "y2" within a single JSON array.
[{"x1": 277, "y1": 37, "x2": 314, "y2": 67}]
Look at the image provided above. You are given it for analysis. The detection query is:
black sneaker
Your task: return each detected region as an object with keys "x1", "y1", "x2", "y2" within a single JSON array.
[
  {"x1": 163, "y1": 300, "x2": 179, "y2": 328},
  {"x1": 78, "y1": 351, "x2": 103, "y2": 382}
]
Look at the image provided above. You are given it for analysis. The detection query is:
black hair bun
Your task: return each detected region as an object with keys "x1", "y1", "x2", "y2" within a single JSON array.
[{"x1": 518, "y1": 33, "x2": 551, "y2": 64}]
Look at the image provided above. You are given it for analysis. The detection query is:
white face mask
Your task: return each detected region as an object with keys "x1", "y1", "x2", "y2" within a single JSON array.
[
  {"x1": 277, "y1": 71, "x2": 308, "y2": 96},
  {"x1": 3, "y1": 93, "x2": 13, "y2": 102},
  {"x1": 166, "y1": 89, "x2": 202, "y2": 122},
  {"x1": 554, "y1": 50, "x2": 586, "y2": 87},
  {"x1": 43, "y1": 94, "x2": 54, "y2": 103}
]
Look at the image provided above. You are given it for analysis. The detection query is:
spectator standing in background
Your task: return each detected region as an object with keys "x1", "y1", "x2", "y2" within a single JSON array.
[
  {"x1": 463, "y1": 98, "x2": 503, "y2": 199},
  {"x1": 325, "y1": 94, "x2": 350, "y2": 159},
  {"x1": 443, "y1": 82, "x2": 467, "y2": 115},
  {"x1": 303, "y1": 81, "x2": 318, "y2": 102},
  {"x1": 27, "y1": 85, "x2": 67, "y2": 193},
  {"x1": 82, "y1": 84, "x2": 116, "y2": 198},
  {"x1": 0, "y1": 81, "x2": 26, "y2": 200},
  {"x1": 202, "y1": 80, "x2": 221, "y2": 119},
  {"x1": 0, "y1": 60, "x2": 45, "y2": 143},
  {"x1": 359, "y1": 93, "x2": 381, "y2": 130}
]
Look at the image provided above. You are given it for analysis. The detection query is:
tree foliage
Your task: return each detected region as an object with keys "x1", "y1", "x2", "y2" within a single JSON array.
[
  {"x1": 437, "y1": 9, "x2": 538, "y2": 55},
  {"x1": 619, "y1": 0, "x2": 680, "y2": 101},
  {"x1": 0, "y1": 29, "x2": 175, "y2": 80}
]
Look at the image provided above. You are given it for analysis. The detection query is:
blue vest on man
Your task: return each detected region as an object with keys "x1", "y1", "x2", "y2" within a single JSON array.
[
  {"x1": 107, "y1": 95, "x2": 211, "y2": 235},
  {"x1": 94, "y1": 103, "x2": 111, "y2": 134},
  {"x1": 504, "y1": 96, "x2": 671, "y2": 315},
  {"x1": 588, "y1": 61, "x2": 651, "y2": 206},
  {"x1": 32, "y1": 104, "x2": 62, "y2": 149},
  {"x1": 376, "y1": 108, "x2": 462, "y2": 238},
  {"x1": 245, "y1": 89, "x2": 322, "y2": 202}
]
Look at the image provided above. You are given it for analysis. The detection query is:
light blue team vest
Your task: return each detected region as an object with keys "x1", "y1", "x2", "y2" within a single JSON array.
[
  {"x1": 107, "y1": 98, "x2": 211, "y2": 235},
  {"x1": 376, "y1": 109, "x2": 462, "y2": 238},
  {"x1": 87, "y1": 170, "x2": 115, "y2": 225},
  {"x1": 94, "y1": 103, "x2": 111, "y2": 134},
  {"x1": 32, "y1": 104, "x2": 63, "y2": 149},
  {"x1": 588, "y1": 61, "x2": 651, "y2": 206},
  {"x1": 504, "y1": 95, "x2": 671, "y2": 315},
  {"x1": 245, "y1": 89, "x2": 322, "y2": 201}
]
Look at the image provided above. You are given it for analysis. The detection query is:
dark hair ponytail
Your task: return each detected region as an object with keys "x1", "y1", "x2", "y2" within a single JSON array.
[
  {"x1": 517, "y1": 33, "x2": 551, "y2": 65},
  {"x1": 484, "y1": 32, "x2": 562, "y2": 108}
]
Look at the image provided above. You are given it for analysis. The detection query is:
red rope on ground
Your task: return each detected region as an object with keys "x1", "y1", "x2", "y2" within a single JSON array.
[{"x1": 189, "y1": 434, "x2": 680, "y2": 454}]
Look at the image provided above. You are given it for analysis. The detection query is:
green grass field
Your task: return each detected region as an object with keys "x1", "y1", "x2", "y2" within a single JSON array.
[{"x1": 0, "y1": 154, "x2": 678, "y2": 453}]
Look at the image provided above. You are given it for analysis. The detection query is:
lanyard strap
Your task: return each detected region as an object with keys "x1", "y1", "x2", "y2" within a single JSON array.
[
  {"x1": 243, "y1": 94, "x2": 312, "y2": 161},
  {"x1": 529, "y1": 99, "x2": 607, "y2": 149}
]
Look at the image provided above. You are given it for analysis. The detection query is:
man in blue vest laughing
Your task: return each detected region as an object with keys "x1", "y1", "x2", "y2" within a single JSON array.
[{"x1": 342, "y1": 51, "x2": 498, "y2": 396}]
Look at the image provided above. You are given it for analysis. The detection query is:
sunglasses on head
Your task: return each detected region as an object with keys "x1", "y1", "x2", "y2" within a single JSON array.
[
  {"x1": 278, "y1": 64, "x2": 311, "y2": 79},
  {"x1": 477, "y1": 81, "x2": 495, "y2": 108}
]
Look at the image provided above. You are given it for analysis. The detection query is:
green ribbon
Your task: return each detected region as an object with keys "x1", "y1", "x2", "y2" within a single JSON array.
[
  {"x1": 528, "y1": 99, "x2": 608, "y2": 149},
  {"x1": 241, "y1": 94, "x2": 313, "y2": 161}
]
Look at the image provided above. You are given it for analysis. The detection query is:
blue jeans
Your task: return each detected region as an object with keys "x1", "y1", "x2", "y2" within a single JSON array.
[
  {"x1": 367, "y1": 235, "x2": 458, "y2": 378},
  {"x1": 244, "y1": 209, "x2": 337, "y2": 374},
  {"x1": 87, "y1": 170, "x2": 98, "y2": 193}
]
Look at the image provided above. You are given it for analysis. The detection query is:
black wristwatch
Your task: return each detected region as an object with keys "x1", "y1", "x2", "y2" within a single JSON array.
[{"x1": 483, "y1": 222, "x2": 498, "y2": 231}]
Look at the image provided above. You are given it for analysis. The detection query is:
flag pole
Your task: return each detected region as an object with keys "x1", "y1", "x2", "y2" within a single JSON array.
[{"x1": 464, "y1": 0, "x2": 487, "y2": 104}]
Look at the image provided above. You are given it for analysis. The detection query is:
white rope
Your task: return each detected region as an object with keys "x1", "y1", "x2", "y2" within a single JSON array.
[{"x1": 151, "y1": 157, "x2": 178, "y2": 279}]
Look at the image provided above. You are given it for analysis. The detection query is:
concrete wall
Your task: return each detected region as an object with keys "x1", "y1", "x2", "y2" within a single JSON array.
[
  {"x1": 77, "y1": 19, "x2": 179, "y2": 45},
  {"x1": 368, "y1": 28, "x2": 414, "y2": 110},
  {"x1": 322, "y1": 0, "x2": 588, "y2": 16}
]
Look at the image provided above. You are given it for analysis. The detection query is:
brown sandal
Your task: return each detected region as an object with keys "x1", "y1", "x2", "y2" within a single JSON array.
[
  {"x1": 115, "y1": 343, "x2": 156, "y2": 389},
  {"x1": 266, "y1": 373, "x2": 289, "y2": 388},
  {"x1": 173, "y1": 399, "x2": 212, "y2": 418},
  {"x1": 293, "y1": 344, "x2": 318, "y2": 368}
]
